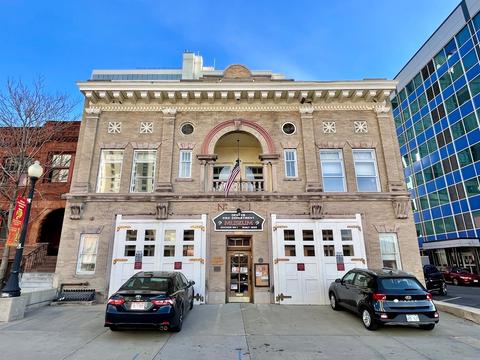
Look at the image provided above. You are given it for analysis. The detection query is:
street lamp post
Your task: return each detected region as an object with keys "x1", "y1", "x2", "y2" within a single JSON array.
[{"x1": 1, "y1": 161, "x2": 43, "y2": 298}]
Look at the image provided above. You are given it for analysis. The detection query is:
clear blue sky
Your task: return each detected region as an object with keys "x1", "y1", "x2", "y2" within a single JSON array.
[{"x1": 0, "y1": 0, "x2": 459, "y2": 115}]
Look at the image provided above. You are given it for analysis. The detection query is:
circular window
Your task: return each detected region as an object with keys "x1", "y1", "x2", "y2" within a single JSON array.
[
  {"x1": 180, "y1": 123, "x2": 194, "y2": 135},
  {"x1": 282, "y1": 122, "x2": 296, "y2": 135}
]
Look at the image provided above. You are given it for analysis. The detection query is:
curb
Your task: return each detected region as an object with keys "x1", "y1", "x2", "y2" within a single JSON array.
[{"x1": 435, "y1": 301, "x2": 480, "y2": 325}]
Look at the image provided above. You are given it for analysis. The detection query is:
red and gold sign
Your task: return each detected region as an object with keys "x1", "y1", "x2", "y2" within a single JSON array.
[{"x1": 6, "y1": 197, "x2": 28, "y2": 247}]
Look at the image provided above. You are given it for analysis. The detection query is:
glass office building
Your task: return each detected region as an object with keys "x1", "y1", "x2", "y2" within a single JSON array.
[{"x1": 392, "y1": 0, "x2": 480, "y2": 274}]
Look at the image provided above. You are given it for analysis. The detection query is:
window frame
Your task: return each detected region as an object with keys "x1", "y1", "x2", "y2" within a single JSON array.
[
  {"x1": 76, "y1": 234, "x2": 99, "y2": 275},
  {"x1": 130, "y1": 149, "x2": 157, "y2": 192},
  {"x1": 48, "y1": 153, "x2": 74, "y2": 183},
  {"x1": 178, "y1": 150, "x2": 192, "y2": 178},
  {"x1": 96, "y1": 149, "x2": 124, "y2": 193},
  {"x1": 352, "y1": 149, "x2": 381, "y2": 192},
  {"x1": 379, "y1": 233, "x2": 402, "y2": 270},
  {"x1": 284, "y1": 149, "x2": 298, "y2": 178},
  {"x1": 319, "y1": 149, "x2": 346, "y2": 192}
]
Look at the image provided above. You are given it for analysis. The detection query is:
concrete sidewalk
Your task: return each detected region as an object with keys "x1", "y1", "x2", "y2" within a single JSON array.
[{"x1": 0, "y1": 304, "x2": 479, "y2": 360}]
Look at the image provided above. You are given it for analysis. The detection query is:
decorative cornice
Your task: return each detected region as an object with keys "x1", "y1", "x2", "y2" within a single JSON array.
[
  {"x1": 85, "y1": 103, "x2": 377, "y2": 113},
  {"x1": 373, "y1": 100, "x2": 391, "y2": 115},
  {"x1": 299, "y1": 103, "x2": 314, "y2": 114},
  {"x1": 85, "y1": 107, "x2": 101, "y2": 115}
]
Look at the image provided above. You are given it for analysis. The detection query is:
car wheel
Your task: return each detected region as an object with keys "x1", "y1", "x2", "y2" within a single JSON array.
[
  {"x1": 189, "y1": 298, "x2": 194, "y2": 310},
  {"x1": 453, "y1": 278, "x2": 459, "y2": 286},
  {"x1": 439, "y1": 283, "x2": 447, "y2": 296},
  {"x1": 329, "y1": 293, "x2": 341, "y2": 311},
  {"x1": 170, "y1": 307, "x2": 183, "y2": 332},
  {"x1": 361, "y1": 308, "x2": 378, "y2": 331},
  {"x1": 420, "y1": 324, "x2": 435, "y2": 330}
]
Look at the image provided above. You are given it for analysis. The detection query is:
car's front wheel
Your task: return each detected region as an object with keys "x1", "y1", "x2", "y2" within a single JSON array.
[
  {"x1": 329, "y1": 293, "x2": 341, "y2": 311},
  {"x1": 361, "y1": 308, "x2": 378, "y2": 331},
  {"x1": 420, "y1": 324, "x2": 435, "y2": 330}
]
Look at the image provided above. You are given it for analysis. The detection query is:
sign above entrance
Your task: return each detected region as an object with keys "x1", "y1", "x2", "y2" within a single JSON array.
[{"x1": 213, "y1": 211, "x2": 264, "y2": 231}]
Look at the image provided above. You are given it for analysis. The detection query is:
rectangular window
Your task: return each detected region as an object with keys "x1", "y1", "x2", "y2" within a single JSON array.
[
  {"x1": 352, "y1": 149, "x2": 380, "y2": 192},
  {"x1": 164, "y1": 245, "x2": 175, "y2": 257},
  {"x1": 130, "y1": 150, "x2": 156, "y2": 192},
  {"x1": 379, "y1": 233, "x2": 402, "y2": 270},
  {"x1": 284, "y1": 149, "x2": 298, "y2": 178},
  {"x1": 144, "y1": 245, "x2": 155, "y2": 257},
  {"x1": 319, "y1": 149, "x2": 346, "y2": 192},
  {"x1": 97, "y1": 150, "x2": 124, "y2": 193},
  {"x1": 179, "y1": 150, "x2": 192, "y2": 178},
  {"x1": 49, "y1": 154, "x2": 72, "y2": 183},
  {"x1": 183, "y1": 245, "x2": 194, "y2": 256},
  {"x1": 76, "y1": 234, "x2": 99, "y2": 274}
]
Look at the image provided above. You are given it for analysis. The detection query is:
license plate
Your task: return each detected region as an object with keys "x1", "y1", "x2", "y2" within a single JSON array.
[
  {"x1": 406, "y1": 314, "x2": 419, "y2": 322},
  {"x1": 131, "y1": 302, "x2": 146, "y2": 310}
]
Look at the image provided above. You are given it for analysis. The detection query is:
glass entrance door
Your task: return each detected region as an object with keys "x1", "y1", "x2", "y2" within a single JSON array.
[{"x1": 228, "y1": 251, "x2": 251, "y2": 303}]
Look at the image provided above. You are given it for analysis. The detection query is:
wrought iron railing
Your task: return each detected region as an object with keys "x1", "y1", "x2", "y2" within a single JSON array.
[{"x1": 22, "y1": 242, "x2": 48, "y2": 272}]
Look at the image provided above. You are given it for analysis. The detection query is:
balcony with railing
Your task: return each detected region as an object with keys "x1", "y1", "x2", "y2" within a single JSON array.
[{"x1": 212, "y1": 179, "x2": 264, "y2": 192}]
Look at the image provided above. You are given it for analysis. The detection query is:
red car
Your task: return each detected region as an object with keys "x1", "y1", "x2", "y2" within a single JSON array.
[{"x1": 442, "y1": 267, "x2": 480, "y2": 286}]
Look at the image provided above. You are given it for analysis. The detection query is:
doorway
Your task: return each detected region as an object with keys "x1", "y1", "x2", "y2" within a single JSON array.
[
  {"x1": 38, "y1": 208, "x2": 65, "y2": 255},
  {"x1": 226, "y1": 236, "x2": 252, "y2": 303}
]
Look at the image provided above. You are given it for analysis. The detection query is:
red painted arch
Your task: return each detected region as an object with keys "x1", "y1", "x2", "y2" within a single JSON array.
[{"x1": 200, "y1": 119, "x2": 276, "y2": 154}]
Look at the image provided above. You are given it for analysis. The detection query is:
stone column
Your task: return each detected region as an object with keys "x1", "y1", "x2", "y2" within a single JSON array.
[
  {"x1": 71, "y1": 107, "x2": 101, "y2": 193},
  {"x1": 197, "y1": 154, "x2": 218, "y2": 192},
  {"x1": 260, "y1": 154, "x2": 279, "y2": 192},
  {"x1": 156, "y1": 108, "x2": 176, "y2": 192},
  {"x1": 299, "y1": 104, "x2": 322, "y2": 192},
  {"x1": 375, "y1": 102, "x2": 403, "y2": 192}
]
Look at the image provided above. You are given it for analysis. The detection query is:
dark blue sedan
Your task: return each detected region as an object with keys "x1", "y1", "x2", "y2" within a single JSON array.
[{"x1": 105, "y1": 271, "x2": 194, "y2": 332}]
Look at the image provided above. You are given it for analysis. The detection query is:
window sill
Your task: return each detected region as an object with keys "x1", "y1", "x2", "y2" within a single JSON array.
[
  {"x1": 175, "y1": 178, "x2": 194, "y2": 182},
  {"x1": 283, "y1": 177, "x2": 302, "y2": 181}
]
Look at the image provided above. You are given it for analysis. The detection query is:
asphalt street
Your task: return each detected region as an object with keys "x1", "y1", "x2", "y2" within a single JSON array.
[
  {"x1": 0, "y1": 303, "x2": 479, "y2": 360},
  {"x1": 434, "y1": 285, "x2": 480, "y2": 308}
]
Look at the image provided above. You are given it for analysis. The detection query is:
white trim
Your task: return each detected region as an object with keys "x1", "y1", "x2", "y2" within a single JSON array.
[
  {"x1": 178, "y1": 150, "x2": 192, "y2": 178},
  {"x1": 76, "y1": 234, "x2": 99, "y2": 275},
  {"x1": 284, "y1": 149, "x2": 298, "y2": 178},
  {"x1": 96, "y1": 149, "x2": 124, "y2": 193},
  {"x1": 379, "y1": 233, "x2": 402, "y2": 270},
  {"x1": 352, "y1": 149, "x2": 381, "y2": 192},
  {"x1": 130, "y1": 150, "x2": 156, "y2": 192},
  {"x1": 319, "y1": 149, "x2": 346, "y2": 192},
  {"x1": 281, "y1": 122, "x2": 297, "y2": 135}
]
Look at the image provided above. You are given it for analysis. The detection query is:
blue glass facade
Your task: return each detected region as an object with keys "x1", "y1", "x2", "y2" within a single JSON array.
[{"x1": 392, "y1": 10, "x2": 480, "y2": 272}]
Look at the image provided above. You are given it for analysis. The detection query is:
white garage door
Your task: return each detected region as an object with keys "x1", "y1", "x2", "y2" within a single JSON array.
[
  {"x1": 272, "y1": 214, "x2": 367, "y2": 305},
  {"x1": 108, "y1": 215, "x2": 206, "y2": 304}
]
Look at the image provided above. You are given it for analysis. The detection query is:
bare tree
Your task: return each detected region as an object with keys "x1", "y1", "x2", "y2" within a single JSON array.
[{"x1": 0, "y1": 77, "x2": 77, "y2": 283}]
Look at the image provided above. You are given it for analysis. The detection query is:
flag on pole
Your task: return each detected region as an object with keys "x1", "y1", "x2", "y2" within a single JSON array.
[{"x1": 225, "y1": 160, "x2": 240, "y2": 197}]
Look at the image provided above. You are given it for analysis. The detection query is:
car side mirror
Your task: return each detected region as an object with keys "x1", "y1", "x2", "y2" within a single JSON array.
[
  {"x1": 189, "y1": 280, "x2": 195, "y2": 286},
  {"x1": 335, "y1": 278, "x2": 341, "y2": 283}
]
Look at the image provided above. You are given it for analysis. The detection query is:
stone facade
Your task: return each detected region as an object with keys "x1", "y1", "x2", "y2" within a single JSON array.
[{"x1": 55, "y1": 64, "x2": 423, "y2": 303}]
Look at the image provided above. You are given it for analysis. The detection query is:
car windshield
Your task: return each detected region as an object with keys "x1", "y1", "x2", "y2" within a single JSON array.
[
  {"x1": 424, "y1": 266, "x2": 439, "y2": 274},
  {"x1": 120, "y1": 277, "x2": 172, "y2": 292},
  {"x1": 453, "y1": 267, "x2": 469, "y2": 273},
  {"x1": 379, "y1": 277, "x2": 423, "y2": 291}
]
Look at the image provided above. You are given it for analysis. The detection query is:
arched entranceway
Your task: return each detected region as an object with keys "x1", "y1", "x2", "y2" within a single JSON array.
[
  {"x1": 38, "y1": 208, "x2": 65, "y2": 256},
  {"x1": 213, "y1": 131, "x2": 264, "y2": 192}
]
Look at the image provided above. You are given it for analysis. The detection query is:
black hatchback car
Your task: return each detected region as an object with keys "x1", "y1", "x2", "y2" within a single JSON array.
[
  {"x1": 329, "y1": 268, "x2": 439, "y2": 330},
  {"x1": 423, "y1": 264, "x2": 447, "y2": 295},
  {"x1": 105, "y1": 271, "x2": 195, "y2": 332}
]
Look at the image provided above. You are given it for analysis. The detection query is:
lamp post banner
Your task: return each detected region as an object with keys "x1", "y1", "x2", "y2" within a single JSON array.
[{"x1": 6, "y1": 197, "x2": 27, "y2": 247}]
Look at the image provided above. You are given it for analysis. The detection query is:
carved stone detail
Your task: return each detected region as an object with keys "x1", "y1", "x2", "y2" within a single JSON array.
[
  {"x1": 162, "y1": 108, "x2": 177, "y2": 115},
  {"x1": 322, "y1": 121, "x2": 336, "y2": 133},
  {"x1": 388, "y1": 181, "x2": 406, "y2": 192},
  {"x1": 374, "y1": 100, "x2": 391, "y2": 114},
  {"x1": 346, "y1": 140, "x2": 377, "y2": 148},
  {"x1": 309, "y1": 201, "x2": 324, "y2": 219},
  {"x1": 70, "y1": 202, "x2": 84, "y2": 220},
  {"x1": 156, "y1": 202, "x2": 169, "y2": 220},
  {"x1": 354, "y1": 121, "x2": 368, "y2": 133},
  {"x1": 392, "y1": 198, "x2": 410, "y2": 219},
  {"x1": 316, "y1": 141, "x2": 347, "y2": 149},
  {"x1": 373, "y1": 224, "x2": 400, "y2": 233},
  {"x1": 233, "y1": 119, "x2": 243, "y2": 130},
  {"x1": 299, "y1": 103, "x2": 314, "y2": 115},
  {"x1": 108, "y1": 122, "x2": 121, "y2": 134},
  {"x1": 85, "y1": 107, "x2": 101, "y2": 115},
  {"x1": 140, "y1": 122, "x2": 153, "y2": 134},
  {"x1": 177, "y1": 142, "x2": 196, "y2": 150}
]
